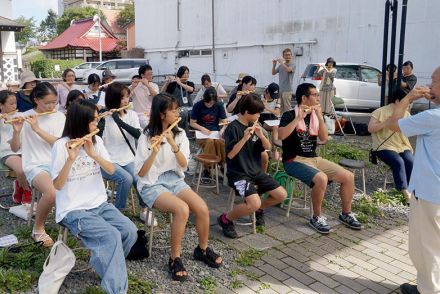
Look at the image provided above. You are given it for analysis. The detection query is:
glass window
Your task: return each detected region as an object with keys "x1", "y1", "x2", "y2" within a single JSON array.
[
  {"x1": 116, "y1": 60, "x2": 133, "y2": 69},
  {"x1": 98, "y1": 61, "x2": 116, "y2": 70},
  {"x1": 360, "y1": 67, "x2": 380, "y2": 83},
  {"x1": 77, "y1": 63, "x2": 89, "y2": 69},
  {"x1": 201, "y1": 49, "x2": 212, "y2": 56},
  {"x1": 335, "y1": 65, "x2": 360, "y2": 81},
  {"x1": 133, "y1": 60, "x2": 147, "y2": 67}
]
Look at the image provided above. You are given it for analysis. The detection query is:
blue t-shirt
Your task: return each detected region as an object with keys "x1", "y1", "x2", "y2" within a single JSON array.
[
  {"x1": 190, "y1": 100, "x2": 226, "y2": 131},
  {"x1": 399, "y1": 108, "x2": 440, "y2": 204}
]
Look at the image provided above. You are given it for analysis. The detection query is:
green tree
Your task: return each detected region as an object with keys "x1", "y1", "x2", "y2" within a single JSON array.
[
  {"x1": 56, "y1": 7, "x2": 104, "y2": 35},
  {"x1": 38, "y1": 9, "x2": 58, "y2": 42},
  {"x1": 14, "y1": 16, "x2": 37, "y2": 45},
  {"x1": 117, "y1": 4, "x2": 134, "y2": 28}
]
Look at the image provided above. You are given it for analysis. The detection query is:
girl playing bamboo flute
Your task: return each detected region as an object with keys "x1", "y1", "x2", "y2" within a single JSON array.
[
  {"x1": 134, "y1": 93, "x2": 222, "y2": 282},
  {"x1": 0, "y1": 90, "x2": 31, "y2": 204},
  {"x1": 52, "y1": 99, "x2": 137, "y2": 294},
  {"x1": 10, "y1": 82, "x2": 66, "y2": 247}
]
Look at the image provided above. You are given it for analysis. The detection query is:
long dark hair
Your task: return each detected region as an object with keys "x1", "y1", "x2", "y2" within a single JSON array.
[
  {"x1": 30, "y1": 82, "x2": 57, "y2": 107},
  {"x1": 62, "y1": 99, "x2": 97, "y2": 143},
  {"x1": 237, "y1": 75, "x2": 257, "y2": 91},
  {"x1": 105, "y1": 82, "x2": 129, "y2": 111},
  {"x1": 144, "y1": 93, "x2": 181, "y2": 138},
  {"x1": 65, "y1": 89, "x2": 85, "y2": 110}
]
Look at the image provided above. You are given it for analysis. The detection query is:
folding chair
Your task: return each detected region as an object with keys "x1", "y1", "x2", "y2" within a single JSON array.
[{"x1": 331, "y1": 96, "x2": 356, "y2": 135}]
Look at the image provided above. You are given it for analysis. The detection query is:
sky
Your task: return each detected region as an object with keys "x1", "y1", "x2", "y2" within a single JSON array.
[{"x1": 12, "y1": 0, "x2": 58, "y2": 23}]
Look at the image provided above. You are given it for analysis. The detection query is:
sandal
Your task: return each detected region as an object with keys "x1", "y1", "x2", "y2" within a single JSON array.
[
  {"x1": 168, "y1": 257, "x2": 188, "y2": 282},
  {"x1": 193, "y1": 245, "x2": 223, "y2": 268},
  {"x1": 32, "y1": 230, "x2": 54, "y2": 248}
]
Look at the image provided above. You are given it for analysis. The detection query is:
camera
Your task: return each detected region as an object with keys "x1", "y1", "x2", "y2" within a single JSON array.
[{"x1": 369, "y1": 149, "x2": 378, "y2": 165}]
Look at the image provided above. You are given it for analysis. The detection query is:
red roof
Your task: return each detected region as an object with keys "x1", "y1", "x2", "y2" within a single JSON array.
[{"x1": 40, "y1": 18, "x2": 119, "y2": 52}]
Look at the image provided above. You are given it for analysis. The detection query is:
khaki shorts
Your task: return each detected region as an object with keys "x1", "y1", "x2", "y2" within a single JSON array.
[{"x1": 284, "y1": 156, "x2": 345, "y2": 187}]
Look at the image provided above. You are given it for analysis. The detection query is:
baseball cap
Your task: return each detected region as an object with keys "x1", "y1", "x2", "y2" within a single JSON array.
[
  {"x1": 235, "y1": 72, "x2": 248, "y2": 83},
  {"x1": 267, "y1": 82, "x2": 279, "y2": 99}
]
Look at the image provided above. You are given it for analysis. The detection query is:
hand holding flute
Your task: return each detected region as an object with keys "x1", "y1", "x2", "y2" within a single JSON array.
[
  {"x1": 0, "y1": 110, "x2": 17, "y2": 120},
  {"x1": 237, "y1": 90, "x2": 255, "y2": 96},
  {"x1": 4, "y1": 109, "x2": 57, "y2": 124},
  {"x1": 150, "y1": 117, "x2": 182, "y2": 150},
  {"x1": 68, "y1": 129, "x2": 100, "y2": 149},
  {"x1": 97, "y1": 104, "x2": 132, "y2": 119}
]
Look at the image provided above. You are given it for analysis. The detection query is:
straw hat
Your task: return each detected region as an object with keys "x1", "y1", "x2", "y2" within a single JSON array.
[
  {"x1": 19, "y1": 71, "x2": 38, "y2": 88},
  {"x1": 236, "y1": 72, "x2": 248, "y2": 83}
]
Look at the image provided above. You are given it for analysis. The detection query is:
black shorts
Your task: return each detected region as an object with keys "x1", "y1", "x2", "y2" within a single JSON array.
[{"x1": 229, "y1": 172, "x2": 280, "y2": 198}]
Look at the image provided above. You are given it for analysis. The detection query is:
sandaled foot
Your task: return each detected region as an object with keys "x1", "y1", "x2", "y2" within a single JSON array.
[
  {"x1": 32, "y1": 230, "x2": 54, "y2": 248},
  {"x1": 168, "y1": 257, "x2": 188, "y2": 282},
  {"x1": 194, "y1": 245, "x2": 222, "y2": 268}
]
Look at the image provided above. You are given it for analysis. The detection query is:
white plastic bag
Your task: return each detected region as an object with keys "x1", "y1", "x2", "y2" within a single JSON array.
[
  {"x1": 324, "y1": 115, "x2": 335, "y2": 134},
  {"x1": 38, "y1": 240, "x2": 76, "y2": 294}
]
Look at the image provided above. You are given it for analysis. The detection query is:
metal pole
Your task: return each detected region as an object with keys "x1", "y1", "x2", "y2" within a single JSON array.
[
  {"x1": 381, "y1": 0, "x2": 391, "y2": 107},
  {"x1": 211, "y1": 0, "x2": 216, "y2": 79},
  {"x1": 388, "y1": 0, "x2": 398, "y2": 102},
  {"x1": 397, "y1": 0, "x2": 408, "y2": 88},
  {"x1": 98, "y1": 4, "x2": 102, "y2": 62}
]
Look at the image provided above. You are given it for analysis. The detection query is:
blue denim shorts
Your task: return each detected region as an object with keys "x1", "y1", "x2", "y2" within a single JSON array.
[
  {"x1": 25, "y1": 164, "x2": 51, "y2": 185},
  {"x1": 139, "y1": 171, "x2": 190, "y2": 209}
]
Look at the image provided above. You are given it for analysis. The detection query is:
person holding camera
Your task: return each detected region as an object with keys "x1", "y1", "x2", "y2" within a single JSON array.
[
  {"x1": 386, "y1": 67, "x2": 440, "y2": 294},
  {"x1": 368, "y1": 88, "x2": 414, "y2": 204}
]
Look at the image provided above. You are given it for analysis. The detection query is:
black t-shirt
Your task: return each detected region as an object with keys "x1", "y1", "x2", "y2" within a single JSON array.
[
  {"x1": 226, "y1": 93, "x2": 241, "y2": 114},
  {"x1": 190, "y1": 100, "x2": 226, "y2": 131},
  {"x1": 279, "y1": 110, "x2": 317, "y2": 162},
  {"x1": 224, "y1": 120, "x2": 264, "y2": 179},
  {"x1": 165, "y1": 81, "x2": 195, "y2": 107},
  {"x1": 401, "y1": 74, "x2": 417, "y2": 93}
]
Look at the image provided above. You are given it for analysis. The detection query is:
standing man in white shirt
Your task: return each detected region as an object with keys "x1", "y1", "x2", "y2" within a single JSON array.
[
  {"x1": 272, "y1": 48, "x2": 296, "y2": 114},
  {"x1": 132, "y1": 64, "x2": 159, "y2": 128},
  {"x1": 387, "y1": 67, "x2": 440, "y2": 294}
]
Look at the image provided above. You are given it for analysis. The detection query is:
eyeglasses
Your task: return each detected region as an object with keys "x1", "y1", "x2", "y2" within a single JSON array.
[{"x1": 170, "y1": 107, "x2": 181, "y2": 114}]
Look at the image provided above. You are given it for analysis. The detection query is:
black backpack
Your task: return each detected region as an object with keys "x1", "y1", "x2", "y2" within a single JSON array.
[{"x1": 126, "y1": 230, "x2": 149, "y2": 260}]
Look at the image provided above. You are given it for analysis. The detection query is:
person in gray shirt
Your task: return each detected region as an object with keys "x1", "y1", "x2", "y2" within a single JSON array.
[{"x1": 272, "y1": 48, "x2": 296, "y2": 114}]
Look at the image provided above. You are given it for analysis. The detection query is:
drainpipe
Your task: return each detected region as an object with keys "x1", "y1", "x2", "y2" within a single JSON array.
[
  {"x1": 397, "y1": 0, "x2": 408, "y2": 89},
  {"x1": 380, "y1": 0, "x2": 391, "y2": 107},
  {"x1": 211, "y1": 0, "x2": 216, "y2": 79},
  {"x1": 388, "y1": 0, "x2": 398, "y2": 103}
]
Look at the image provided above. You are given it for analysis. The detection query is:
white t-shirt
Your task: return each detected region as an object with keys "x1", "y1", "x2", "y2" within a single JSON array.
[
  {"x1": 102, "y1": 109, "x2": 140, "y2": 166},
  {"x1": 0, "y1": 112, "x2": 22, "y2": 159},
  {"x1": 51, "y1": 136, "x2": 111, "y2": 223},
  {"x1": 21, "y1": 109, "x2": 65, "y2": 174},
  {"x1": 134, "y1": 129, "x2": 190, "y2": 187},
  {"x1": 193, "y1": 82, "x2": 227, "y2": 104}
]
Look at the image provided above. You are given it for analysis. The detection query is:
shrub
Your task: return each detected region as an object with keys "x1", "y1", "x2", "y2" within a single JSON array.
[{"x1": 31, "y1": 58, "x2": 83, "y2": 78}]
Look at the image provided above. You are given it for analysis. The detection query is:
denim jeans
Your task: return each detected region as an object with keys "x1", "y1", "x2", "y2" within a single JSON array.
[
  {"x1": 101, "y1": 162, "x2": 146, "y2": 209},
  {"x1": 376, "y1": 149, "x2": 414, "y2": 190},
  {"x1": 60, "y1": 202, "x2": 137, "y2": 294}
]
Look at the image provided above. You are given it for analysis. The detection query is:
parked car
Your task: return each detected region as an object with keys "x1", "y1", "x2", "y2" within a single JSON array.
[
  {"x1": 83, "y1": 58, "x2": 149, "y2": 84},
  {"x1": 73, "y1": 62, "x2": 102, "y2": 81},
  {"x1": 300, "y1": 62, "x2": 382, "y2": 110}
]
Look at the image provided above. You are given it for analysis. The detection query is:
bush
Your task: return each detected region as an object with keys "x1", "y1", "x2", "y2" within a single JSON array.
[{"x1": 31, "y1": 58, "x2": 83, "y2": 78}]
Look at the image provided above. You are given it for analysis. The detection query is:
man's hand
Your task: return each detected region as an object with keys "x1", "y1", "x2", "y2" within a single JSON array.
[{"x1": 406, "y1": 86, "x2": 431, "y2": 102}]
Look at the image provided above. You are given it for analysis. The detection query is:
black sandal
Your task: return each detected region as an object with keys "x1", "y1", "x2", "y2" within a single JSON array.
[
  {"x1": 168, "y1": 257, "x2": 188, "y2": 282},
  {"x1": 193, "y1": 245, "x2": 223, "y2": 268}
]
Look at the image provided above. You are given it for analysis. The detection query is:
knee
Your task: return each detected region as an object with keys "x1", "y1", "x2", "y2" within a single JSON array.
[
  {"x1": 106, "y1": 227, "x2": 122, "y2": 247},
  {"x1": 194, "y1": 201, "x2": 209, "y2": 219},
  {"x1": 341, "y1": 170, "x2": 354, "y2": 184},
  {"x1": 175, "y1": 203, "x2": 190, "y2": 220},
  {"x1": 272, "y1": 187, "x2": 287, "y2": 201},
  {"x1": 246, "y1": 196, "x2": 261, "y2": 212},
  {"x1": 313, "y1": 173, "x2": 328, "y2": 189}
]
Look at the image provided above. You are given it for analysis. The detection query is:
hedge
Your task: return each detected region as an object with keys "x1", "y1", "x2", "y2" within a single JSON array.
[{"x1": 31, "y1": 59, "x2": 83, "y2": 78}]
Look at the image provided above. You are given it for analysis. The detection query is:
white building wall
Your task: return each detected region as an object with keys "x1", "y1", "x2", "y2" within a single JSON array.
[
  {"x1": 135, "y1": 0, "x2": 440, "y2": 87},
  {"x1": 0, "y1": 0, "x2": 20, "y2": 83}
]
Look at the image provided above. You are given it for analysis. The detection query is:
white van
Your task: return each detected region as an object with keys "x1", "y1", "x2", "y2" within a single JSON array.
[
  {"x1": 300, "y1": 63, "x2": 382, "y2": 110},
  {"x1": 83, "y1": 58, "x2": 148, "y2": 83}
]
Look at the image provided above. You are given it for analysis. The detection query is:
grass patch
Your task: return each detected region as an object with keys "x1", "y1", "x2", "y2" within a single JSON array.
[
  {"x1": 199, "y1": 276, "x2": 217, "y2": 293},
  {"x1": 0, "y1": 268, "x2": 37, "y2": 292},
  {"x1": 372, "y1": 188, "x2": 407, "y2": 206},
  {"x1": 324, "y1": 140, "x2": 368, "y2": 163},
  {"x1": 128, "y1": 274, "x2": 156, "y2": 294},
  {"x1": 231, "y1": 279, "x2": 244, "y2": 289},
  {"x1": 259, "y1": 282, "x2": 271, "y2": 290},
  {"x1": 352, "y1": 196, "x2": 384, "y2": 223},
  {"x1": 256, "y1": 225, "x2": 265, "y2": 234},
  {"x1": 81, "y1": 286, "x2": 105, "y2": 294},
  {"x1": 235, "y1": 249, "x2": 265, "y2": 267}
]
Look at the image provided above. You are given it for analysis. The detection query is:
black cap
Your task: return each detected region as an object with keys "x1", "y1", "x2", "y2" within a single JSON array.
[
  {"x1": 102, "y1": 69, "x2": 116, "y2": 80},
  {"x1": 267, "y1": 82, "x2": 279, "y2": 99}
]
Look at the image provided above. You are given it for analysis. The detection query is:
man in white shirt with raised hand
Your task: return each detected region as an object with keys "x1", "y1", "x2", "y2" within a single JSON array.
[{"x1": 132, "y1": 64, "x2": 159, "y2": 128}]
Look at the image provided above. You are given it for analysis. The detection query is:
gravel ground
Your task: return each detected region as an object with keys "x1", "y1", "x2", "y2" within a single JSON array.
[{"x1": 0, "y1": 134, "x2": 410, "y2": 293}]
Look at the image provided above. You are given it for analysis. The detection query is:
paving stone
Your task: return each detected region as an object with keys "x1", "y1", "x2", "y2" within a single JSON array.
[
  {"x1": 260, "y1": 274, "x2": 292, "y2": 294},
  {"x1": 261, "y1": 254, "x2": 289, "y2": 270},
  {"x1": 239, "y1": 233, "x2": 282, "y2": 250},
  {"x1": 390, "y1": 260, "x2": 416, "y2": 275},
  {"x1": 335, "y1": 284, "x2": 359, "y2": 294},
  {"x1": 344, "y1": 256, "x2": 376, "y2": 271},
  {"x1": 267, "y1": 248, "x2": 288, "y2": 260},
  {"x1": 266, "y1": 224, "x2": 307, "y2": 243},
  {"x1": 282, "y1": 278, "x2": 319, "y2": 294},
  {"x1": 258, "y1": 263, "x2": 290, "y2": 281},
  {"x1": 245, "y1": 266, "x2": 265, "y2": 278},
  {"x1": 331, "y1": 273, "x2": 366, "y2": 293},
  {"x1": 306, "y1": 270, "x2": 340, "y2": 289},
  {"x1": 308, "y1": 281, "x2": 339, "y2": 294},
  {"x1": 282, "y1": 266, "x2": 316, "y2": 286},
  {"x1": 355, "y1": 277, "x2": 393, "y2": 294},
  {"x1": 373, "y1": 268, "x2": 409, "y2": 285},
  {"x1": 368, "y1": 258, "x2": 401, "y2": 275}
]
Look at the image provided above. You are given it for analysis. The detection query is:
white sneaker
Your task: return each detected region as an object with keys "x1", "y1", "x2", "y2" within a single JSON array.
[{"x1": 140, "y1": 210, "x2": 158, "y2": 227}]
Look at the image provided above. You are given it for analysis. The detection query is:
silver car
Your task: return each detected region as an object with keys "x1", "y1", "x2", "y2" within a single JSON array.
[
  {"x1": 301, "y1": 62, "x2": 382, "y2": 110},
  {"x1": 73, "y1": 62, "x2": 102, "y2": 81},
  {"x1": 83, "y1": 58, "x2": 148, "y2": 84}
]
